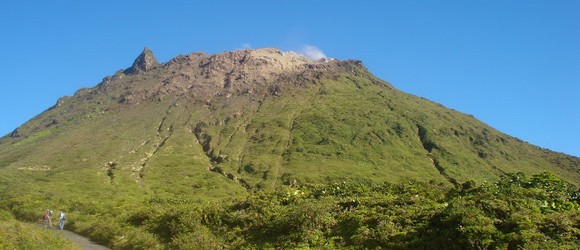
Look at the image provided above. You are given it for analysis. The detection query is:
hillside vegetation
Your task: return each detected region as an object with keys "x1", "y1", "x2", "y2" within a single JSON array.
[
  {"x1": 2, "y1": 172, "x2": 579, "y2": 249},
  {"x1": 0, "y1": 48, "x2": 578, "y2": 248},
  {"x1": 0, "y1": 210, "x2": 79, "y2": 249}
]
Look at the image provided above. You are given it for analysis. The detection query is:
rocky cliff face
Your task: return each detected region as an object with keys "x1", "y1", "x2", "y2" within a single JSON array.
[
  {"x1": 101, "y1": 48, "x2": 366, "y2": 105},
  {"x1": 123, "y1": 47, "x2": 160, "y2": 75}
]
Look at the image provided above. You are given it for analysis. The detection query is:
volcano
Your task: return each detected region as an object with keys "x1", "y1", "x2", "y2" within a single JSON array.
[{"x1": 0, "y1": 48, "x2": 578, "y2": 202}]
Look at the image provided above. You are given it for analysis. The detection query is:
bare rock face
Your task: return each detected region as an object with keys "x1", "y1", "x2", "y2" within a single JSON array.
[
  {"x1": 95, "y1": 48, "x2": 368, "y2": 106},
  {"x1": 156, "y1": 48, "x2": 364, "y2": 97},
  {"x1": 124, "y1": 47, "x2": 160, "y2": 75}
]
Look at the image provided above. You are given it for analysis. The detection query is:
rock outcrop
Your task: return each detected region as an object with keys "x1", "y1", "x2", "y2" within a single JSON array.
[
  {"x1": 124, "y1": 47, "x2": 159, "y2": 75},
  {"x1": 153, "y1": 48, "x2": 365, "y2": 99}
]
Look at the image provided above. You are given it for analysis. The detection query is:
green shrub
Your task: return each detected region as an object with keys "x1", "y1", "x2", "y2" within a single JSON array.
[
  {"x1": 0, "y1": 209, "x2": 13, "y2": 221},
  {"x1": 112, "y1": 227, "x2": 162, "y2": 250},
  {"x1": 169, "y1": 228, "x2": 225, "y2": 249},
  {"x1": 1, "y1": 171, "x2": 578, "y2": 249},
  {"x1": 0, "y1": 220, "x2": 79, "y2": 249}
]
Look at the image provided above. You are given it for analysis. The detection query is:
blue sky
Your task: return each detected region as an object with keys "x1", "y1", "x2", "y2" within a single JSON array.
[{"x1": 1, "y1": 1, "x2": 578, "y2": 157}]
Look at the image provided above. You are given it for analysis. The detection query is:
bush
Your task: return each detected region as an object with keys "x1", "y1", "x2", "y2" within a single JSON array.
[
  {"x1": 0, "y1": 220, "x2": 79, "y2": 249},
  {"x1": 1, "y1": 171, "x2": 578, "y2": 249},
  {"x1": 0, "y1": 209, "x2": 13, "y2": 221},
  {"x1": 112, "y1": 227, "x2": 162, "y2": 250},
  {"x1": 169, "y1": 227, "x2": 225, "y2": 249}
]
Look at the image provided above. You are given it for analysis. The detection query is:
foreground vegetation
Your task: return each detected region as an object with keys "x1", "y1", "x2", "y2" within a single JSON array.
[
  {"x1": 0, "y1": 210, "x2": 79, "y2": 249},
  {"x1": 1, "y1": 171, "x2": 578, "y2": 249}
]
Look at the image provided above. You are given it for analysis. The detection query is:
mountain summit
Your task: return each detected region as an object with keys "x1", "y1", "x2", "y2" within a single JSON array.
[
  {"x1": 124, "y1": 47, "x2": 159, "y2": 75},
  {"x1": 0, "y1": 48, "x2": 578, "y2": 201}
]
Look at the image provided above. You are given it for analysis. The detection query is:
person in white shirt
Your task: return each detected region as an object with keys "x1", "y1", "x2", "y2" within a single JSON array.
[{"x1": 58, "y1": 211, "x2": 66, "y2": 230}]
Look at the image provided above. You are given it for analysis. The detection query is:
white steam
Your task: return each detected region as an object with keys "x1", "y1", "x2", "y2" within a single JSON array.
[
  {"x1": 298, "y1": 45, "x2": 326, "y2": 61},
  {"x1": 237, "y1": 43, "x2": 252, "y2": 50}
]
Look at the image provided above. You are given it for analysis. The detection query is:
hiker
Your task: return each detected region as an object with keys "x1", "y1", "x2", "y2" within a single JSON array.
[
  {"x1": 43, "y1": 209, "x2": 52, "y2": 228},
  {"x1": 59, "y1": 211, "x2": 66, "y2": 230}
]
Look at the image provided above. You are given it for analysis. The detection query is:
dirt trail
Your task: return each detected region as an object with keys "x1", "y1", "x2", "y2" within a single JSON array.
[{"x1": 38, "y1": 224, "x2": 110, "y2": 250}]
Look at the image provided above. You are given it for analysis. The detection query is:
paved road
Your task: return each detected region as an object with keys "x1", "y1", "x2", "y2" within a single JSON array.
[
  {"x1": 58, "y1": 229, "x2": 110, "y2": 250},
  {"x1": 39, "y1": 224, "x2": 110, "y2": 250}
]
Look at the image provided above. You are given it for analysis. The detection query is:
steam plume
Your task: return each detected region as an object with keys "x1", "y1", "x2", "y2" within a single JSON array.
[{"x1": 299, "y1": 45, "x2": 326, "y2": 60}]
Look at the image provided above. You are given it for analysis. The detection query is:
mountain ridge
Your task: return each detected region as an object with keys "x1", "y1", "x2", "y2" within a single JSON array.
[{"x1": 0, "y1": 48, "x2": 578, "y2": 200}]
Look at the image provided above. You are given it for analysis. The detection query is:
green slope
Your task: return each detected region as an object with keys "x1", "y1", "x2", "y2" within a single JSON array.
[
  {"x1": 0, "y1": 48, "x2": 578, "y2": 206},
  {"x1": 1, "y1": 48, "x2": 579, "y2": 249}
]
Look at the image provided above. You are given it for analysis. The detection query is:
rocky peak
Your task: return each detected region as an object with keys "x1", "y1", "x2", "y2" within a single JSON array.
[
  {"x1": 98, "y1": 48, "x2": 368, "y2": 105},
  {"x1": 124, "y1": 47, "x2": 159, "y2": 75},
  {"x1": 193, "y1": 48, "x2": 358, "y2": 82},
  {"x1": 147, "y1": 48, "x2": 369, "y2": 98}
]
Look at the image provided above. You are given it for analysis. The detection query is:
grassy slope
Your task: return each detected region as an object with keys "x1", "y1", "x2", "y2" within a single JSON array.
[
  {"x1": 0, "y1": 209, "x2": 79, "y2": 250},
  {"x1": 0, "y1": 60, "x2": 578, "y2": 249},
  {"x1": 0, "y1": 220, "x2": 80, "y2": 249},
  {"x1": 197, "y1": 72, "x2": 579, "y2": 188},
  {"x1": 0, "y1": 65, "x2": 578, "y2": 208}
]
